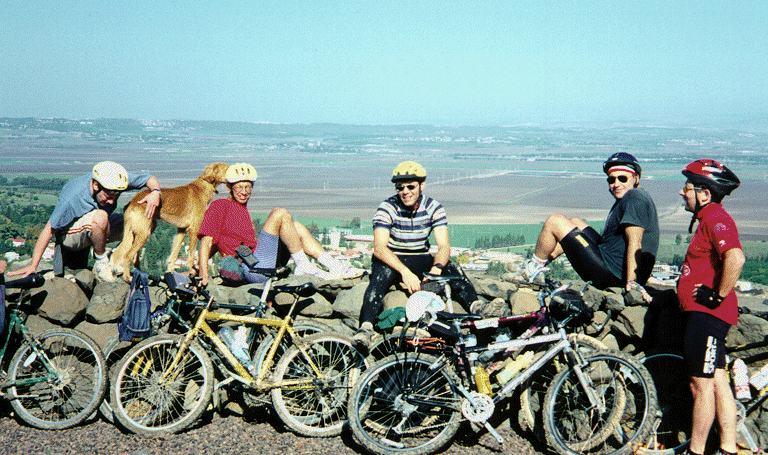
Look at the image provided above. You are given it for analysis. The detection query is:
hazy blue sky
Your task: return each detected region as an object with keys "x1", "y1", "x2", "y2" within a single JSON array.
[{"x1": 2, "y1": 1, "x2": 766, "y2": 126}]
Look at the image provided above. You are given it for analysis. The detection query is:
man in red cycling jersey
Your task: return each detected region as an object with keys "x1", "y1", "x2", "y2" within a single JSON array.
[{"x1": 677, "y1": 159, "x2": 744, "y2": 455}]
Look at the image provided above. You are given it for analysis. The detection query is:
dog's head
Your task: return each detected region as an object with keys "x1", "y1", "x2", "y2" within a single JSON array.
[{"x1": 199, "y1": 163, "x2": 229, "y2": 191}]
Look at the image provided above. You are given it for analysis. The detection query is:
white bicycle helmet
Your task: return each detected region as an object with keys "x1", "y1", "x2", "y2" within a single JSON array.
[
  {"x1": 92, "y1": 161, "x2": 129, "y2": 191},
  {"x1": 225, "y1": 163, "x2": 257, "y2": 183}
]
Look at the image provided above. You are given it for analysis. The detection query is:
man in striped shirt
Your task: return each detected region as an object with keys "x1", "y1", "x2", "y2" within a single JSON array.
[{"x1": 353, "y1": 161, "x2": 480, "y2": 347}]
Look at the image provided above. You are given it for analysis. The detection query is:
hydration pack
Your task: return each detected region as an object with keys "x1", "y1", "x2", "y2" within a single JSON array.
[{"x1": 118, "y1": 269, "x2": 152, "y2": 342}]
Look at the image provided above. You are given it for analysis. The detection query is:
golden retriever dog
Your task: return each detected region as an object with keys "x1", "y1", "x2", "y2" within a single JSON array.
[{"x1": 111, "y1": 163, "x2": 229, "y2": 279}]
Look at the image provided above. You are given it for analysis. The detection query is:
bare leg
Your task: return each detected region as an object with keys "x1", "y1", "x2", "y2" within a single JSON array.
[
  {"x1": 689, "y1": 375, "x2": 717, "y2": 454},
  {"x1": 293, "y1": 221, "x2": 325, "y2": 259},
  {"x1": 89, "y1": 210, "x2": 111, "y2": 255},
  {"x1": 714, "y1": 368, "x2": 738, "y2": 453},
  {"x1": 533, "y1": 214, "x2": 587, "y2": 261},
  {"x1": 261, "y1": 207, "x2": 303, "y2": 253}
]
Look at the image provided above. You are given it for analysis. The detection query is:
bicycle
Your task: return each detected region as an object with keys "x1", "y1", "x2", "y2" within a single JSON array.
[
  {"x1": 638, "y1": 335, "x2": 768, "y2": 455},
  {"x1": 109, "y1": 271, "x2": 368, "y2": 437},
  {"x1": 99, "y1": 267, "x2": 330, "y2": 422},
  {"x1": 0, "y1": 272, "x2": 108, "y2": 429},
  {"x1": 366, "y1": 274, "x2": 609, "y2": 439},
  {"x1": 348, "y1": 276, "x2": 658, "y2": 455}
]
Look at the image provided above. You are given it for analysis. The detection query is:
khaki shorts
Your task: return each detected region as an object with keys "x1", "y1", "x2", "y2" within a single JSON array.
[{"x1": 60, "y1": 210, "x2": 123, "y2": 251}]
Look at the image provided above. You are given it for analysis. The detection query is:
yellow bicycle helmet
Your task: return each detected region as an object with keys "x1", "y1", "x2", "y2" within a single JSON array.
[
  {"x1": 391, "y1": 161, "x2": 427, "y2": 183},
  {"x1": 225, "y1": 163, "x2": 258, "y2": 183},
  {"x1": 92, "y1": 161, "x2": 129, "y2": 191}
]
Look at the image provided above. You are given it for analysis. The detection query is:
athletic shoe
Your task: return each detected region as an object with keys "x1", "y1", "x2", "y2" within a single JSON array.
[
  {"x1": 294, "y1": 263, "x2": 335, "y2": 280},
  {"x1": 522, "y1": 260, "x2": 549, "y2": 283},
  {"x1": 334, "y1": 262, "x2": 365, "y2": 279},
  {"x1": 353, "y1": 326, "x2": 374, "y2": 348},
  {"x1": 93, "y1": 260, "x2": 115, "y2": 282}
]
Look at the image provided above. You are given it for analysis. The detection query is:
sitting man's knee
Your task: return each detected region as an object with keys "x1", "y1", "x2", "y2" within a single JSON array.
[
  {"x1": 90, "y1": 210, "x2": 111, "y2": 230},
  {"x1": 268, "y1": 207, "x2": 291, "y2": 220}
]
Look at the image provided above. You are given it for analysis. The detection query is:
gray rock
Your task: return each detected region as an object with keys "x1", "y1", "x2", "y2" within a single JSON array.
[
  {"x1": 87, "y1": 280, "x2": 130, "y2": 323},
  {"x1": 332, "y1": 282, "x2": 367, "y2": 320},
  {"x1": 75, "y1": 319, "x2": 118, "y2": 349},
  {"x1": 470, "y1": 277, "x2": 518, "y2": 300},
  {"x1": 33, "y1": 277, "x2": 90, "y2": 327}
]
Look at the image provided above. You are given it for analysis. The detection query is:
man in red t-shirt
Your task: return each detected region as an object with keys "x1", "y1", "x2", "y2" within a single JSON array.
[
  {"x1": 677, "y1": 159, "x2": 744, "y2": 455},
  {"x1": 197, "y1": 163, "x2": 362, "y2": 285}
]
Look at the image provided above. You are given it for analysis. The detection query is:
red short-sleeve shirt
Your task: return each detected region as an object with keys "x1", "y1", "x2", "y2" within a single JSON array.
[
  {"x1": 677, "y1": 203, "x2": 741, "y2": 325},
  {"x1": 197, "y1": 199, "x2": 257, "y2": 257}
]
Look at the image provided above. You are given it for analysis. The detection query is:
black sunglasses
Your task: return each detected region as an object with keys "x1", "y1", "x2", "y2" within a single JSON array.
[
  {"x1": 396, "y1": 183, "x2": 418, "y2": 192},
  {"x1": 606, "y1": 175, "x2": 630, "y2": 184}
]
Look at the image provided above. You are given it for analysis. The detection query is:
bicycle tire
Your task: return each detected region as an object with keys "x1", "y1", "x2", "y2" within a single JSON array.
[
  {"x1": 271, "y1": 332, "x2": 368, "y2": 437},
  {"x1": 111, "y1": 335, "x2": 214, "y2": 436},
  {"x1": 543, "y1": 350, "x2": 658, "y2": 455},
  {"x1": 518, "y1": 333, "x2": 607, "y2": 439},
  {"x1": 8, "y1": 328, "x2": 108, "y2": 430},
  {"x1": 634, "y1": 353, "x2": 692, "y2": 455},
  {"x1": 98, "y1": 334, "x2": 134, "y2": 423},
  {"x1": 347, "y1": 353, "x2": 463, "y2": 455}
]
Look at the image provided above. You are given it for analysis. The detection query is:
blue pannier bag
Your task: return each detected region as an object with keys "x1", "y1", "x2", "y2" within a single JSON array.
[{"x1": 118, "y1": 269, "x2": 151, "y2": 342}]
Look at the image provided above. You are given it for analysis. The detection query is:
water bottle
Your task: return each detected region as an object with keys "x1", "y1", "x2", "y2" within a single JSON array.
[
  {"x1": 496, "y1": 351, "x2": 534, "y2": 385},
  {"x1": 749, "y1": 363, "x2": 768, "y2": 391},
  {"x1": 733, "y1": 358, "x2": 751, "y2": 401},
  {"x1": 474, "y1": 366, "x2": 492, "y2": 396},
  {"x1": 219, "y1": 326, "x2": 253, "y2": 371}
]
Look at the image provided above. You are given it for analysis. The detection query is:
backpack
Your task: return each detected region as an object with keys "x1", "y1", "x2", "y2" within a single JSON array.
[{"x1": 118, "y1": 269, "x2": 152, "y2": 342}]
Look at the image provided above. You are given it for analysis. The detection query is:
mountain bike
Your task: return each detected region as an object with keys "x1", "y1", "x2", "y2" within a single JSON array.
[
  {"x1": 110, "y1": 273, "x2": 367, "y2": 437},
  {"x1": 99, "y1": 268, "x2": 329, "y2": 422},
  {"x1": 0, "y1": 272, "x2": 107, "y2": 429},
  {"x1": 637, "y1": 336, "x2": 768, "y2": 454},
  {"x1": 348, "y1": 276, "x2": 657, "y2": 455},
  {"x1": 366, "y1": 274, "x2": 608, "y2": 440}
]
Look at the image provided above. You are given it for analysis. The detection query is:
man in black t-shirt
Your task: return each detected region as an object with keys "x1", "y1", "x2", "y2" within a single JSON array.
[{"x1": 524, "y1": 153, "x2": 659, "y2": 298}]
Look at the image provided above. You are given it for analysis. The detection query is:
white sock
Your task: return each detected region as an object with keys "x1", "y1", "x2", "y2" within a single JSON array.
[
  {"x1": 94, "y1": 252, "x2": 108, "y2": 263},
  {"x1": 531, "y1": 255, "x2": 548, "y2": 266},
  {"x1": 318, "y1": 252, "x2": 341, "y2": 273},
  {"x1": 291, "y1": 250, "x2": 311, "y2": 270}
]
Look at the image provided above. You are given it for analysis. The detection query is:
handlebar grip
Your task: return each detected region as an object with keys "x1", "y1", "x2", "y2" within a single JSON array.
[
  {"x1": 147, "y1": 274, "x2": 164, "y2": 286},
  {"x1": 3, "y1": 273, "x2": 45, "y2": 290}
]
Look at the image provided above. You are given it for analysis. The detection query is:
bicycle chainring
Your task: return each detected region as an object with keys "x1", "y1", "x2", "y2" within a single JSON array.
[{"x1": 461, "y1": 392, "x2": 494, "y2": 423}]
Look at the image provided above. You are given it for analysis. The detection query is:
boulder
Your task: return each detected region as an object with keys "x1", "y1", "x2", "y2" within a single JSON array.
[
  {"x1": 75, "y1": 319, "x2": 118, "y2": 349},
  {"x1": 510, "y1": 288, "x2": 539, "y2": 315},
  {"x1": 23, "y1": 314, "x2": 59, "y2": 334},
  {"x1": 332, "y1": 282, "x2": 367, "y2": 320},
  {"x1": 470, "y1": 276, "x2": 518, "y2": 301},
  {"x1": 33, "y1": 277, "x2": 90, "y2": 327},
  {"x1": 87, "y1": 280, "x2": 130, "y2": 323}
]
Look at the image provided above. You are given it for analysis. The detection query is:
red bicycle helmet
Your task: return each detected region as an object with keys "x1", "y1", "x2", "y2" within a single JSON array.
[{"x1": 682, "y1": 159, "x2": 740, "y2": 197}]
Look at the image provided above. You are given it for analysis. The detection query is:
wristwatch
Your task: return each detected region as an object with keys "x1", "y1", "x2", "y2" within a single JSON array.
[{"x1": 432, "y1": 263, "x2": 444, "y2": 270}]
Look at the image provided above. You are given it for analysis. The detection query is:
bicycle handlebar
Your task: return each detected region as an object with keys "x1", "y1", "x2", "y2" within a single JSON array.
[{"x1": 2, "y1": 273, "x2": 45, "y2": 290}]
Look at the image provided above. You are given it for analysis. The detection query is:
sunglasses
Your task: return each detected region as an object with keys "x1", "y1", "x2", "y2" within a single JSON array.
[
  {"x1": 606, "y1": 175, "x2": 631, "y2": 184},
  {"x1": 396, "y1": 183, "x2": 419, "y2": 192}
]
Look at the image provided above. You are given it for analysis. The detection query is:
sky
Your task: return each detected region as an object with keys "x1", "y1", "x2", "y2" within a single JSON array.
[{"x1": 2, "y1": 0, "x2": 766, "y2": 126}]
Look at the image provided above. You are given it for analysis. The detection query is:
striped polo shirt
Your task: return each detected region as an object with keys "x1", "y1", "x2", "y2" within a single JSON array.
[{"x1": 372, "y1": 194, "x2": 448, "y2": 253}]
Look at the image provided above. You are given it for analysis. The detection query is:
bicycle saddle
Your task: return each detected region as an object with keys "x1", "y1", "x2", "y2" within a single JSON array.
[{"x1": 273, "y1": 282, "x2": 316, "y2": 298}]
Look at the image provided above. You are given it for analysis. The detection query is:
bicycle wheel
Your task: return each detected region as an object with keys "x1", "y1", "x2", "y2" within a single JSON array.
[
  {"x1": 543, "y1": 350, "x2": 658, "y2": 455},
  {"x1": 251, "y1": 320, "x2": 330, "y2": 376},
  {"x1": 8, "y1": 328, "x2": 107, "y2": 430},
  {"x1": 347, "y1": 353, "x2": 463, "y2": 455},
  {"x1": 111, "y1": 335, "x2": 214, "y2": 436},
  {"x1": 635, "y1": 353, "x2": 692, "y2": 455},
  {"x1": 519, "y1": 333, "x2": 607, "y2": 439},
  {"x1": 271, "y1": 332, "x2": 368, "y2": 437},
  {"x1": 98, "y1": 334, "x2": 134, "y2": 423}
]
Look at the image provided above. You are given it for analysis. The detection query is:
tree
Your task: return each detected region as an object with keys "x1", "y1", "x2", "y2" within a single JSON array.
[
  {"x1": 675, "y1": 234, "x2": 682, "y2": 245},
  {"x1": 348, "y1": 217, "x2": 361, "y2": 229}
]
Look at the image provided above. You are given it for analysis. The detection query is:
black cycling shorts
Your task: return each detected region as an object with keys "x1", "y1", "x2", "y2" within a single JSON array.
[
  {"x1": 559, "y1": 227, "x2": 622, "y2": 289},
  {"x1": 683, "y1": 311, "x2": 730, "y2": 378}
]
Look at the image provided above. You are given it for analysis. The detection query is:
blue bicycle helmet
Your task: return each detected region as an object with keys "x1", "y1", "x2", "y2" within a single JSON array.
[{"x1": 603, "y1": 152, "x2": 642, "y2": 177}]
